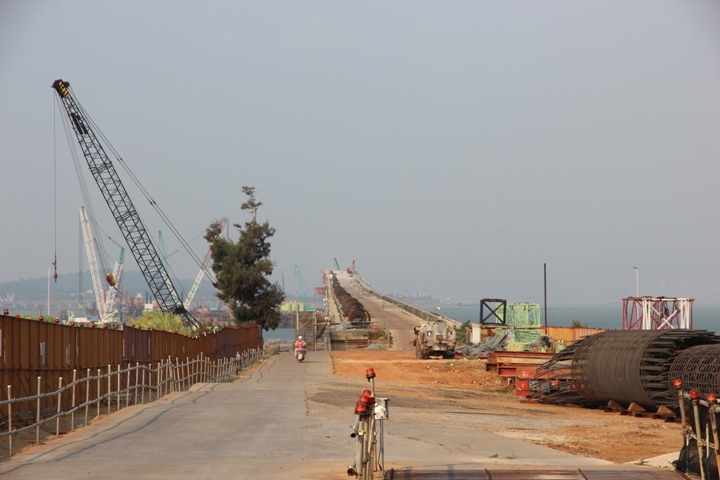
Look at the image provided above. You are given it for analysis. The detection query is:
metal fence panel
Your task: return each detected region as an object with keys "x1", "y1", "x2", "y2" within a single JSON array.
[{"x1": 0, "y1": 315, "x2": 263, "y2": 423}]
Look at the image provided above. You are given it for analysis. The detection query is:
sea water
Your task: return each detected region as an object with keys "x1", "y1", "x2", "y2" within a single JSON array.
[
  {"x1": 263, "y1": 327, "x2": 298, "y2": 343},
  {"x1": 438, "y1": 302, "x2": 720, "y2": 332}
]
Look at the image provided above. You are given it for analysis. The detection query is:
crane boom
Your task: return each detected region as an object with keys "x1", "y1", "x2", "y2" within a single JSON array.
[
  {"x1": 184, "y1": 217, "x2": 228, "y2": 310},
  {"x1": 157, "y1": 231, "x2": 183, "y2": 306},
  {"x1": 53, "y1": 79, "x2": 197, "y2": 327},
  {"x1": 294, "y1": 263, "x2": 315, "y2": 312},
  {"x1": 105, "y1": 247, "x2": 124, "y2": 318}
]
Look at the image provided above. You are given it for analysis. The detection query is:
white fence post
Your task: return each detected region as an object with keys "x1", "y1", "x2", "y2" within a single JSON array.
[
  {"x1": 56, "y1": 376, "x2": 63, "y2": 437},
  {"x1": 71, "y1": 370, "x2": 76, "y2": 432},
  {"x1": 7, "y1": 385, "x2": 13, "y2": 456},
  {"x1": 116, "y1": 365, "x2": 121, "y2": 410},
  {"x1": 107, "y1": 365, "x2": 111, "y2": 416},
  {"x1": 141, "y1": 367, "x2": 146, "y2": 404},
  {"x1": 35, "y1": 376, "x2": 41, "y2": 445},
  {"x1": 85, "y1": 368, "x2": 90, "y2": 426},
  {"x1": 96, "y1": 369, "x2": 101, "y2": 421}
]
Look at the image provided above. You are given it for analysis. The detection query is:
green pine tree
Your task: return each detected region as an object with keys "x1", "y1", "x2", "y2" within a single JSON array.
[{"x1": 205, "y1": 186, "x2": 284, "y2": 330}]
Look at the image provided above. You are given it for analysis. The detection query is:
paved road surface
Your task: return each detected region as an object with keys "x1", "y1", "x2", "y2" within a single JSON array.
[
  {"x1": 0, "y1": 349, "x2": 679, "y2": 479},
  {"x1": 0, "y1": 351, "x2": 348, "y2": 479}
]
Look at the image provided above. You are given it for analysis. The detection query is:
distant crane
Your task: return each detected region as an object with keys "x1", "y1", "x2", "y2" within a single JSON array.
[
  {"x1": 79, "y1": 207, "x2": 123, "y2": 322},
  {"x1": 104, "y1": 247, "x2": 125, "y2": 317},
  {"x1": 294, "y1": 263, "x2": 315, "y2": 312},
  {"x1": 184, "y1": 217, "x2": 228, "y2": 311}
]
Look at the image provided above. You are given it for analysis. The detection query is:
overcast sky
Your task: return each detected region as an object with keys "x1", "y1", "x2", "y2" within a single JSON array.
[{"x1": 1, "y1": 0, "x2": 719, "y2": 306}]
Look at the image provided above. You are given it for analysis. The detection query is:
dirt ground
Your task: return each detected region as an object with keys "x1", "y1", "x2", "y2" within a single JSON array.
[{"x1": 328, "y1": 350, "x2": 683, "y2": 466}]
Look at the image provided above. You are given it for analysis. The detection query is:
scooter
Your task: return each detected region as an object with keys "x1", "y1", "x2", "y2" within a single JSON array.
[{"x1": 295, "y1": 348, "x2": 306, "y2": 362}]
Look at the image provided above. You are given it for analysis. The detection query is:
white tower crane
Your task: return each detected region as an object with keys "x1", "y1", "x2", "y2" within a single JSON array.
[
  {"x1": 79, "y1": 207, "x2": 109, "y2": 322},
  {"x1": 104, "y1": 248, "x2": 124, "y2": 319},
  {"x1": 79, "y1": 207, "x2": 124, "y2": 322}
]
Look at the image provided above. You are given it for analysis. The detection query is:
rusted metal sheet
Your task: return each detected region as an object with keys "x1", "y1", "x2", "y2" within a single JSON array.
[
  {"x1": 331, "y1": 275, "x2": 371, "y2": 327},
  {"x1": 0, "y1": 314, "x2": 262, "y2": 423},
  {"x1": 388, "y1": 468, "x2": 686, "y2": 479},
  {"x1": 488, "y1": 351, "x2": 556, "y2": 377},
  {"x1": 542, "y1": 326, "x2": 606, "y2": 344}
]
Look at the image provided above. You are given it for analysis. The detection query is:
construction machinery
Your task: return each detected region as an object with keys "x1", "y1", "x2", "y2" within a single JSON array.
[
  {"x1": 157, "y1": 230, "x2": 183, "y2": 308},
  {"x1": 413, "y1": 319, "x2": 457, "y2": 359},
  {"x1": 104, "y1": 247, "x2": 125, "y2": 318},
  {"x1": 53, "y1": 79, "x2": 199, "y2": 327}
]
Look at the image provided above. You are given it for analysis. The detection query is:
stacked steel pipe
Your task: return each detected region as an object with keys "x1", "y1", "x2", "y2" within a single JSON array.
[
  {"x1": 332, "y1": 276, "x2": 371, "y2": 328},
  {"x1": 669, "y1": 345, "x2": 720, "y2": 402},
  {"x1": 532, "y1": 329, "x2": 720, "y2": 410}
]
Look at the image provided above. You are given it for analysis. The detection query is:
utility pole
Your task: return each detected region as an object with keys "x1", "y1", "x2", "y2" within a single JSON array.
[
  {"x1": 634, "y1": 267, "x2": 639, "y2": 297},
  {"x1": 543, "y1": 263, "x2": 548, "y2": 328}
]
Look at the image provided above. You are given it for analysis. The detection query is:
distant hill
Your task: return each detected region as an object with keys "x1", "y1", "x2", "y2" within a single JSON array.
[{"x1": 0, "y1": 270, "x2": 217, "y2": 302}]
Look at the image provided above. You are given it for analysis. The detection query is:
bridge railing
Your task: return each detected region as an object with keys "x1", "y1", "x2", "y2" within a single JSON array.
[
  {"x1": 351, "y1": 275, "x2": 461, "y2": 328},
  {"x1": 0, "y1": 349, "x2": 265, "y2": 457}
]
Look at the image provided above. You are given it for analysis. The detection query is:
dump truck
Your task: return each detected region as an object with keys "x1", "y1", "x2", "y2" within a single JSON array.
[{"x1": 413, "y1": 319, "x2": 456, "y2": 359}]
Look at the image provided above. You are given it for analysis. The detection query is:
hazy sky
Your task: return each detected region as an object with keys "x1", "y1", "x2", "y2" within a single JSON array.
[{"x1": 1, "y1": 1, "x2": 719, "y2": 305}]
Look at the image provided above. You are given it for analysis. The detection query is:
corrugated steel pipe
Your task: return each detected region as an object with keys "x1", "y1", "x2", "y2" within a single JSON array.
[
  {"x1": 668, "y1": 344, "x2": 720, "y2": 403},
  {"x1": 534, "y1": 329, "x2": 719, "y2": 410}
]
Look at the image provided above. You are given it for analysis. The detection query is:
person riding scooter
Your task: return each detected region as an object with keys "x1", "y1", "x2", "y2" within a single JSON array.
[{"x1": 294, "y1": 335, "x2": 307, "y2": 361}]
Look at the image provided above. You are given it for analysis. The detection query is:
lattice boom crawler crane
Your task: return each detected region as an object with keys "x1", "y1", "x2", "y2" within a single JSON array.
[{"x1": 52, "y1": 79, "x2": 198, "y2": 328}]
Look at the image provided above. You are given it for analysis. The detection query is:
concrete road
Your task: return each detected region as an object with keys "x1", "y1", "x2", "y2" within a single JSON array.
[
  {"x1": 335, "y1": 272, "x2": 421, "y2": 351},
  {"x1": 0, "y1": 351, "x2": 350, "y2": 479},
  {"x1": 0, "y1": 350, "x2": 671, "y2": 479}
]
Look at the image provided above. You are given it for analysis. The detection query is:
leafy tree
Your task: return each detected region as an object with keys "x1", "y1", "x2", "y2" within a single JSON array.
[{"x1": 205, "y1": 186, "x2": 284, "y2": 330}]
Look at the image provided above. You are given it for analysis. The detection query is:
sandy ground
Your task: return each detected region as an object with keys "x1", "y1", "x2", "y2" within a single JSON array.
[{"x1": 327, "y1": 349, "x2": 683, "y2": 467}]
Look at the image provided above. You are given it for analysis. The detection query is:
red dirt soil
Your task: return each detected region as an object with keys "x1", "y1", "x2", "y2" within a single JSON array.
[{"x1": 329, "y1": 350, "x2": 682, "y2": 465}]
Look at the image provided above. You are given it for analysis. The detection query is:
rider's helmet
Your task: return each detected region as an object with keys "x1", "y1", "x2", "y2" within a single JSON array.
[{"x1": 298, "y1": 336, "x2": 303, "y2": 340}]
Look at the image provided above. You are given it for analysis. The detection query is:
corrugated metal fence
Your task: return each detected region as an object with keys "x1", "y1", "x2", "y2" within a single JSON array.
[
  {"x1": 0, "y1": 314, "x2": 262, "y2": 426},
  {"x1": 541, "y1": 326, "x2": 606, "y2": 344}
]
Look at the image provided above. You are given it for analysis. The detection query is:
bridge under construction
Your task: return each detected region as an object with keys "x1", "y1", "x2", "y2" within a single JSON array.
[{"x1": 0, "y1": 270, "x2": 698, "y2": 480}]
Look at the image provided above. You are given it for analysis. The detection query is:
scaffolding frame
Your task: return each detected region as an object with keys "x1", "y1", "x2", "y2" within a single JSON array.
[{"x1": 622, "y1": 297, "x2": 694, "y2": 330}]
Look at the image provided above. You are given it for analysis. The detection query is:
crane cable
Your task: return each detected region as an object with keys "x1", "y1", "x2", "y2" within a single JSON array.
[
  {"x1": 53, "y1": 93, "x2": 58, "y2": 284},
  {"x1": 66, "y1": 86, "x2": 211, "y2": 289},
  {"x1": 55, "y1": 96, "x2": 112, "y2": 278}
]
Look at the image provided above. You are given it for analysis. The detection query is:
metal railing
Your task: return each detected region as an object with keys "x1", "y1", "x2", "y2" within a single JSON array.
[
  {"x1": 351, "y1": 276, "x2": 460, "y2": 328},
  {"x1": 0, "y1": 349, "x2": 264, "y2": 457}
]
